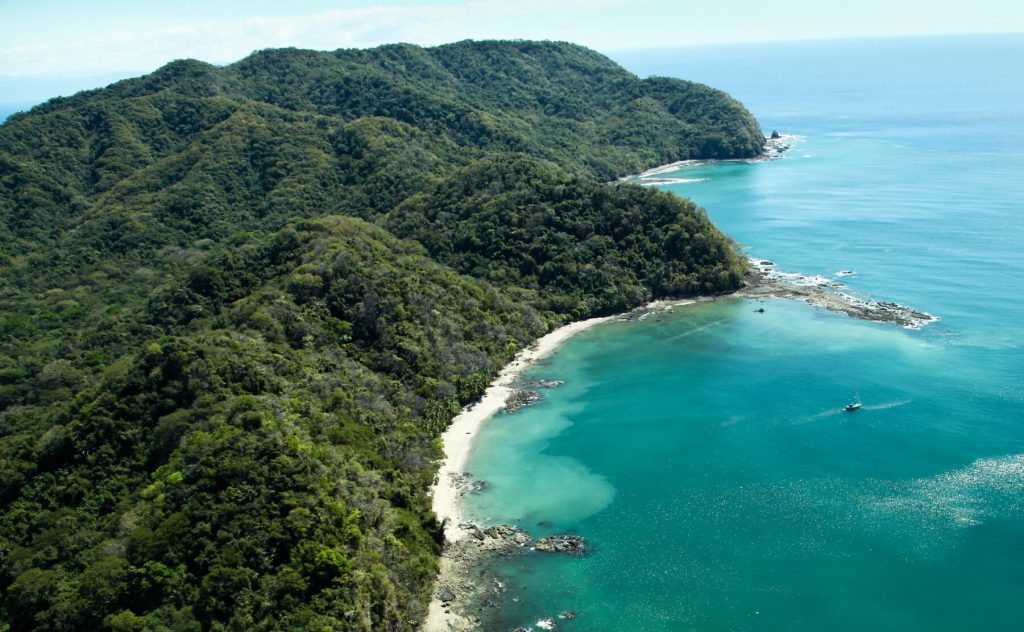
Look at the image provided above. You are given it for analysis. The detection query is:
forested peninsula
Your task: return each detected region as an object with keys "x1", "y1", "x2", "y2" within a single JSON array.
[{"x1": 0, "y1": 40, "x2": 762, "y2": 630}]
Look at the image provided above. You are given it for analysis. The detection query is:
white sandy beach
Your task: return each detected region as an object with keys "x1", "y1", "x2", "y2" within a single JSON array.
[
  {"x1": 429, "y1": 314, "x2": 615, "y2": 545},
  {"x1": 422, "y1": 314, "x2": 615, "y2": 631},
  {"x1": 430, "y1": 299, "x2": 703, "y2": 544},
  {"x1": 619, "y1": 158, "x2": 702, "y2": 180},
  {"x1": 619, "y1": 134, "x2": 801, "y2": 184},
  {"x1": 422, "y1": 302, "x2": 696, "y2": 631}
]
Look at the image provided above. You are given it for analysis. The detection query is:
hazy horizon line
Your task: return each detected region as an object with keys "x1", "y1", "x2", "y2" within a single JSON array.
[{"x1": 2, "y1": 30, "x2": 1021, "y2": 108}]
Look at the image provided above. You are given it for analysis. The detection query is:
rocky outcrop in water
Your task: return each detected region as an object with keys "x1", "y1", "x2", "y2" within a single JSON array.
[
  {"x1": 742, "y1": 258, "x2": 938, "y2": 329},
  {"x1": 763, "y1": 133, "x2": 791, "y2": 157},
  {"x1": 526, "y1": 379, "x2": 565, "y2": 389},
  {"x1": 428, "y1": 524, "x2": 590, "y2": 629},
  {"x1": 505, "y1": 389, "x2": 541, "y2": 412},
  {"x1": 534, "y1": 535, "x2": 587, "y2": 555}
]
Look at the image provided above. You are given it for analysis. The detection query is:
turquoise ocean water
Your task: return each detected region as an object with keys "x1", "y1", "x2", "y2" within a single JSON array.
[{"x1": 460, "y1": 35, "x2": 1024, "y2": 630}]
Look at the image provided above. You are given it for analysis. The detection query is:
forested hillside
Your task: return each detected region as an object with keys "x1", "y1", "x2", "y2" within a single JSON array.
[{"x1": 0, "y1": 40, "x2": 757, "y2": 630}]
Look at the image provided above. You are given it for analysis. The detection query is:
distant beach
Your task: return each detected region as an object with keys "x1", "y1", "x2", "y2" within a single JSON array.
[{"x1": 617, "y1": 134, "x2": 799, "y2": 184}]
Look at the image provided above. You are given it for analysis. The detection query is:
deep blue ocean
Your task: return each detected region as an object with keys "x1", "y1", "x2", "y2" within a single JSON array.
[{"x1": 461, "y1": 35, "x2": 1024, "y2": 630}]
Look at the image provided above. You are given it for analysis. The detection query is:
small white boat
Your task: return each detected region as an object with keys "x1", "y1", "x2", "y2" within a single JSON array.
[{"x1": 844, "y1": 402, "x2": 862, "y2": 412}]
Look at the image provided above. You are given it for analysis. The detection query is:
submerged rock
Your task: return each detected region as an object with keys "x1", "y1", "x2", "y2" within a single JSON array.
[{"x1": 527, "y1": 379, "x2": 565, "y2": 389}]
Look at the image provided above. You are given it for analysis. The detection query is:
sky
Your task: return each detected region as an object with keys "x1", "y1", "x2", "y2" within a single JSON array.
[{"x1": 1, "y1": 0, "x2": 1022, "y2": 101}]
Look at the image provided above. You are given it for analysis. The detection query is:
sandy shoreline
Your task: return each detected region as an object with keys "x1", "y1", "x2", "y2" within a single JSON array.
[
  {"x1": 423, "y1": 301, "x2": 698, "y2": 631},
  {"x1": 627, "y1": 158, "x2": 703, "y2": 178},
  {"x1": 429, "y1": 314, "x2": 616, "y2": 546},
  {"x1": 423, "y1": 313, "x2": 623, "y2": 631},
  {"x1": 428, "y1": 299, "x2": 709, "y2": 545},
  {"x1": 617, "y1": 134, "x2": 800, "y2": 183},
  {"x1": 423, "y1": 299, "x2": 701, "y2": 631}
]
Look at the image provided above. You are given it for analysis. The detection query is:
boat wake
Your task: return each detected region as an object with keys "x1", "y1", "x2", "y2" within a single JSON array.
[
  {"x1": 788, "y1": 399, "x2": 912, "y2": 425},
  {"x1": 665, "y1": 317, "x2": 728, "y2": 341},
  {"x1": 789, "y1": 407, "x2": 844, "y2": 425},
  {"x1": 862, "y1": 399, "x2": 912, "y2": 411}
]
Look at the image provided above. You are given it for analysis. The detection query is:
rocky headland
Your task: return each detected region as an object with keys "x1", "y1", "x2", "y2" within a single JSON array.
[{"x1": 739, "y1": 258, "x2": 938, "y2": 329}]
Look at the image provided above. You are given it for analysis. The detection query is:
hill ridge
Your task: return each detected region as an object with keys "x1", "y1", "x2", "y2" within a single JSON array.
[{"x1": 0, "y1": 40, "x2": 755, "y2": 630}]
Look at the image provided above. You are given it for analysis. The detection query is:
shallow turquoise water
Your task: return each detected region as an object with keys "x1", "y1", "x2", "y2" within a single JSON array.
[{"x1": 463, "y1": 35, "x2": 1024, "y2": 630}]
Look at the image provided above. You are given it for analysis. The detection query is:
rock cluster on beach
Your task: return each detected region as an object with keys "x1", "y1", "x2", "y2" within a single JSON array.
[
  {"x1": 456, "y1": 523, "x2": 587, "y2": 556},
  {"x1": 446, "y1": 471, "x2": 493, "y2": 497},
  {"x1": 501, "y1": 379, "x2": 566, "y2": 414},
  {"x1": 505, "y1": 389, "x2": 541, "y2": 412},
  {"x1": 446, "y1": 471, "x2": 473, "y2": 497},
  {"x1": 429, "y1": 523, "x2": 588, "y2": 630}
]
